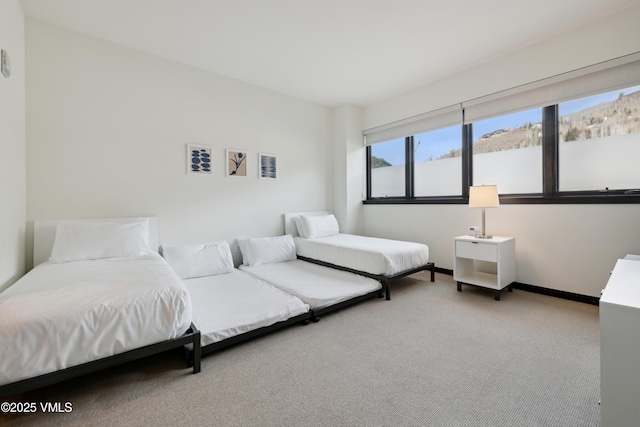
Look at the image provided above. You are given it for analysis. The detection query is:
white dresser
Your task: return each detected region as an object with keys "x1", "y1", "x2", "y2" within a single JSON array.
[{"x1": 600, "y1": 257, "x2": 640, "y2": 427}]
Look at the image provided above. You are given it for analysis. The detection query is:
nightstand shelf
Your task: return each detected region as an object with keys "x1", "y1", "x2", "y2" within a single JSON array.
[
  {"x1": 453, "y1": 235, "x2": 516, "y2": 300},
  {"x1": 455, "y1": 271, "x2": 501, "y2": 289}
]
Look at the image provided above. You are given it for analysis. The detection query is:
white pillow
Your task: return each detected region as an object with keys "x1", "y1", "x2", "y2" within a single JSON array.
[
  {"x1": 161, "y1": 241, "x2": 234, "y2": 279},
  {"x1": 293, "y1": 216, "x2": 307, "y2": 238},
  {"x1": 240, "y1": 235, "x2": 296, "y2": 266},
  {"x1": 299, "y1": 214, "x2": 340, "y2": 239},
  {"x1": 237, "y1": 238, "x2": 250, "y2": 265},
  {"x1": 49, "y1": 219, "x2": 152, "y2": 263}
]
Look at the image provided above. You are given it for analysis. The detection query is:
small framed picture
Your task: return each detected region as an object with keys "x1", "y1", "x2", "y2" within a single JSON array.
[
  {"x1": 187, "y1": 145, "x2": 212, "y2": 175},
  {"x1": 226, "y1": 149, "x2": 247, "y2": 177},
  {"x1": 259, "y1": 153, "x2": 277, "y2": 180}
]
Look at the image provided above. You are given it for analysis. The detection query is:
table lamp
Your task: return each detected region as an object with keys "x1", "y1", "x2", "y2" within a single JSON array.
[{"x1": 469, "y1": 185, "x2": 499, "y2": 239}]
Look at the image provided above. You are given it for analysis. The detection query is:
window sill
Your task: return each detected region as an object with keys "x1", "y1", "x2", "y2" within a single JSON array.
[{"x1": 363, "y1": 193, "x2": 640, "y2": 205}]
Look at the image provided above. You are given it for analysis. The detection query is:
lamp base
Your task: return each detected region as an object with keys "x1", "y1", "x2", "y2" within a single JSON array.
[{"x1": 477, "y1": 208, "x2": 493, "y2": 239}]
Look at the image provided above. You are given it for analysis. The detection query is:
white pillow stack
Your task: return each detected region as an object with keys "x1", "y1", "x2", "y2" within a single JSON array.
[
  {"x1": 297, "y1": 214, "x2": 340, "y2": 239},
  {"x1": 238, "y1": 235, "x2": 297, "y2": 266},
  {"x1": 49, "y1": 219, "x2": 152, "y2": 263},
  {"x1": 161, "y1": 241, "x2": 235, "y2": 279}
]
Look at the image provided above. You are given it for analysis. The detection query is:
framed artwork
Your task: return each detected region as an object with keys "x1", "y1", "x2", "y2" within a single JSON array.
[
  {"x1": 187, "y1": 145, "x2": 212, "y2": 175},
  {"x1": 259, "y1": 153, "x2": 277, "y2": 180},
  {"x1": 226, "y1": 149, "x2": 247, "y2": 177}
]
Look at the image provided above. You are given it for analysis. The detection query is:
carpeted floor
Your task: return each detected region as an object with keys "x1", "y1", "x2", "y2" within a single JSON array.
[{"x1": 0, "y1": 272, "x2": 601, "y2": 426}]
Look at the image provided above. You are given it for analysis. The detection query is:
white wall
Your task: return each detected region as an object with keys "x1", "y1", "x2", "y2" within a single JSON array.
[
  {"x1": 0, "y1": 0, "x2": 26, "y2": 292},
  {"x1": 359, "y1": 5, "x2": 640, "y2": 298},
  {"x1": 332, "y1": 105, "x2": 365, "y2": 235},
  {"x1": 364, "y1": 5, "x2": 640, "y2": 130},
  {"x1": 26, "y1": 20, "x2": 332, "y2": 266},
  {"x1": 19, "y1": 6, "x2": 640, "y2": 297}
]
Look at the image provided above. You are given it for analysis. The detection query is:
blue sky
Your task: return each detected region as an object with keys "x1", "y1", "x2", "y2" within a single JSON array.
[{"x1": 373, "y1": 84, "x2": 640, "y2": 166}]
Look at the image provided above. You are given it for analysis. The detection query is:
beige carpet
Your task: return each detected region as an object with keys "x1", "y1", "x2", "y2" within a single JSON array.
[{"x1": 0, "y1": 273, "x2": 601, "y2": 427}]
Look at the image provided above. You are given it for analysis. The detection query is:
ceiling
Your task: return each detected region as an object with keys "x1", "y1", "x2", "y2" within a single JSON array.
[{"x1": 18, "y1": 0, "x2": 639, "y2": 107}]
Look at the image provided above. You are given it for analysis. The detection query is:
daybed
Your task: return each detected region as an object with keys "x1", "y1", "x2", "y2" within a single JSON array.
[
  {"x1": 161, "y1": 241, "x2": 311, "y2": 357},
  {"x1": 237, "y1": 235, "x2": 383, "y2": 320},
  {"x1": 284, "y1": 212, "x2": 435, "y2": 300},
  {"x1": 0, "y1": 218, "x2": 200, "y2": 398}
]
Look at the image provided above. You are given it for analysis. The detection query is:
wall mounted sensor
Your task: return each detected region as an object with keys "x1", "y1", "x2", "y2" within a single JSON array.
[{"x1": 1, "y1": 50, "x2": 11, "y2": 78}]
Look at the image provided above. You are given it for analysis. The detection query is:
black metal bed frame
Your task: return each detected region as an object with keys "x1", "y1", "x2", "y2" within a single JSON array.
[
  {"x1": 0, "y1": 323, "x2": 201, "y2": 399},
  {"x1": 296, "y1": 256, "x2": 435, "y2": 300},
  {"x1": 187, "y1": 312, "x2": 312, "y2": 360},
  {"x1": 309, "y1": 288, "x2": 384, "y2": 320}
]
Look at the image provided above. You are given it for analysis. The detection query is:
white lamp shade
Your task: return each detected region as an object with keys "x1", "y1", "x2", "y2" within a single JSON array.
[{"x1": 469, "y1": 185, "x2": 499, "y2": 208}]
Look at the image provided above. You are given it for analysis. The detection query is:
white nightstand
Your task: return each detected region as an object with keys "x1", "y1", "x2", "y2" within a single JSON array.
[{"x1": 453, "y1": 235, "x2": 516, "y2": 300}]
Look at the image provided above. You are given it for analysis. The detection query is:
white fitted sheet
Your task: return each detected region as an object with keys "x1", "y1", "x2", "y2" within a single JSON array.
[
  {"x1": 0, "y1": 255, "x2": 192, "y2": 386},
  {"x1": 184, "y1": 270, "x2": 309, "y2": 347},
  {"x1": 294, "y1": 234, "x2": 429, "y2": 276},
  {"x1": 240, "y1": 260, "x2": 382, "y2": 310}
]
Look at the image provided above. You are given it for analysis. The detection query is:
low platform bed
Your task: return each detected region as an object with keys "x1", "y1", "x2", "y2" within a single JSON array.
[
  {"x1": 0, "y1": 218, "x2": 201, "y2": 398},
  {"x1": 237, "y1": 235, "x2": 383, "y2": 321},
  {"x1": 163, "y1": 242, "x2": 312, "y2": 357},
  {"x1": 240, "y1": 259, "x2": 383, "y2": 321},
  {"x1": 285, "y1": 212, "x2": 435, "y2": 300}
]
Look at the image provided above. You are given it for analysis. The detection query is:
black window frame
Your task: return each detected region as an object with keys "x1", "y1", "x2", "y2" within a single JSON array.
[{"x1": 365, "y1": 105, "x2": 640, "y2": 205}]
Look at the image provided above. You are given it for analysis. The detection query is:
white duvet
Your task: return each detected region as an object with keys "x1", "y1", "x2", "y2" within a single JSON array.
[
  {"x1": 240, "y1": 260, "x2": 382, "y2": 310},
  {"x1": 184, "y1": 270, "x2": 309, "y2": 347},
  {"x1": 294, "y1": 234, "x2": 429, "y2": 276},
  {"x1": 0, "y1": 255, "x2": 192, "y2": 386}
]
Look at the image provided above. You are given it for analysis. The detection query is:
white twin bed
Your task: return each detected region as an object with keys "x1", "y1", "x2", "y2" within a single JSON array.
[
  {"x1": 0, "y1": 218, "x2": 200, "y2": 397},
  {"x1": 284, "y1": 212, "x2": 434, "y2": 299},
  {"x1": 294, "y1": 233, "x2": 428, "y2": 276}
]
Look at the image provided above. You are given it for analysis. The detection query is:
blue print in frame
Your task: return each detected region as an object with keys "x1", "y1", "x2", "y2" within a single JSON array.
[
  {"x1": 188, "y1": 144, "x2": 212, "y2": 175},
  {"x1": 259, "y1": 153, "x2": 277, "y2": 180}
]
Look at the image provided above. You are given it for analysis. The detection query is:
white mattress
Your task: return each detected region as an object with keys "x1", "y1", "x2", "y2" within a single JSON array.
[
  {"x1": 240, "y1": 260, "x2": 382, "y2": 310},
  {"x1": 0, "y1": 255, "x2": 192, "y2": 386},
  {"x1": 294, "y1": 233, "x2": 429, "y2": 276},
  {"x1": 184, "y1": 270, "x2": 309, "y2": 347}
]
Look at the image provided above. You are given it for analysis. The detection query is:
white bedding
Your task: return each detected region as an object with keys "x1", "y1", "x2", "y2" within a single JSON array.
[
  {"x1": 294, "y1": 233, "x2": 429, "y2": 276},
  {"x1": 184, "y1": 270, "x2": 309, "y2": 347},
  {"x1": 0, "y1": 255, "x2": 192, "y2": 386},
  {"x1": 240, "y1": 260, "x2": 382, "y2": 310}
]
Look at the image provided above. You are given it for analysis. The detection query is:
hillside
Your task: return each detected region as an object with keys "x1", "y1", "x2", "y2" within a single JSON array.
[{"x1": 437, "y1": 89, "x2": 640, "y2": 159}]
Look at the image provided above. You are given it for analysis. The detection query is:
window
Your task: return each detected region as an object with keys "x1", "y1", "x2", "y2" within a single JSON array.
[
  {"x1": 558, "y1": 85, "x2": 640, "y2": 192},
  {"x1": 369, "y1": 137, "x2": 406, "y2": 198},
  {"x1": 414, "y1": 125, "x2": 462, "y2": 197},
  {"x1": 471, "y1": 108, "x2": 543, "y2": 194},
  {"x1": 364, "y1": 54, "x2": 640, "y2": 204}
]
